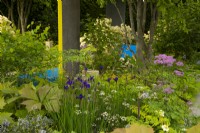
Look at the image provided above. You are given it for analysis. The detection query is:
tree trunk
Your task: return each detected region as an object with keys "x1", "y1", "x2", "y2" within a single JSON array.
[
  {"x1": 17, "y1": 0, "x2": 32, "y2": 33},
  {"x1": 136, "y1": 0, "x2": 145, "y2": 64},
  {"x1": 62, "y1": 0, "x2": 80, "y2": 77},
  {"x1": 2, "y1": 0, "x2": 15, "y2": 24},
  {"x1": 106, "y1": 0, "x2": 126, "y2": 26}
]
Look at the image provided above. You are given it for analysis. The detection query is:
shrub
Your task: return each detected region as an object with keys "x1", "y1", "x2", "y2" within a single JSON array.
[{"x1": 0, "y1": 16, "x2": 59, "y2": 82}]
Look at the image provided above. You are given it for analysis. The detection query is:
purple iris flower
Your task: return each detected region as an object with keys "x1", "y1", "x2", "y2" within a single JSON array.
[
  {"x1": 88, "y1": 76, "x2": 94, "y2": 81},
  {"x1": 64, "y1": 85, "x2": 69, "y2": 90},
  {"x1": 99, "y1": 66, "x2": 103, "y2": 70},
  {"x1": 107, "y1": 78, "x2": 111, "y2": 83},
  {"x1": 66, "y1": 79, "x2": 74, "y2": 86},
  {"x1": 82, "y1": 81, "x2": 91, "y2": 88},
  {"x1": 84, "y1": 67, "x2": 88, "y2": 71},
  {"x1": 85, "y1": 83, "x2": 90, "y2": 88},
  {"x1": 76, "y1": 94, "x2": 85, "y2": 100},
  {"x1": 114, "y1": 77, "x2": 118, "y2": 83}
]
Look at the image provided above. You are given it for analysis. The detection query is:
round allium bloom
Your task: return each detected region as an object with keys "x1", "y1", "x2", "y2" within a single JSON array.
[
  {"x1": 174, "y1": 70, "x2": 184, "y2": 76},
  {"x1": 154, "y1": 54, "x2": 176, "y2": 66},
  {"x1": 176, "y1": 61, "x2": 184, "y2": 66},
  {"x1": 163, "y1": 87, "x2": 174, "y2": 94}
]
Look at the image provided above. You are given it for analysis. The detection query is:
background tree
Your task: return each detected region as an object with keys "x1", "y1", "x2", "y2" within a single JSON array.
[
  {"x1": 154, "y1": 0, "x2": 200, "y2": 62},
  {"x1": 0, "y1": 0, "x2": 54, "y2": 33},
  {"x1": 97, "y1": 0, "x2": 197, "y2": 65}
]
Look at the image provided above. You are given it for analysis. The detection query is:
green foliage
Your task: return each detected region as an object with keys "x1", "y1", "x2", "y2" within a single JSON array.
[
  {"x1": 83, "y1": 18, "x2": 131, "y2": 71},
  {"x1": 0, "y1": 17, "x2": 59, "y2": 82},
  {"x1": 19, "y1": 83, "x2": 62, "y2": 112},
  {"x1": 154, "y1": 1, "x2": 200, "y2": 61},
  {"x1": 0, "y1": 112, "x2": 13, "y2": 124}
]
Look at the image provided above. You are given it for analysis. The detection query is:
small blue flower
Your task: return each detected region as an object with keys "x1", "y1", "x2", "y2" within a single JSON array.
[{"x1": 76, "y1": 94, "x2": 85, "y2": 100}]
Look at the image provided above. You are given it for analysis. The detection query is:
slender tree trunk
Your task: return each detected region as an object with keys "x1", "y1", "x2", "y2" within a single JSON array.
[
  {"x1": 17, "y1": 0, "x2": 32, "y2": 33},
  {"x1": 148, "y1": 3, "x2": 159, "y2": 60},
  {"x1": 62, "y1": 0, "x2": 80, "y2": 77},
  {"x1": 136, "y1": 0, "x2": 145, "y2": 63},
  {"x1": 2, "y1": 0, "x2": 15, "y2": 24}
]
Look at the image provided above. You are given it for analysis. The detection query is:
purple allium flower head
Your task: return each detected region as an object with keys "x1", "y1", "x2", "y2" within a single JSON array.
[
  {"x1": 176, "y1": 61, "x2": 184, "y2": 66},
  {"x1": 76, "y1": 94, "x2": 85, "y2": 100},
  {"x1": 107, "y1": 78, "x2": 111, "y2": 83},
  {"x1": 154, "y1": 54, "x2": 176, "y2": 66},
  {"x1": 174, "y1": 70, "x2": 184, "y2": 76},
  {"x1": 114, "y1": 77, "x2": 118, "y2": 83},
  {"x1": 163, "y1": 87, "x2": 174, "y2": 94},
  {"x1": 84, "y1": 67, "x2": 88, "y2": 71}
]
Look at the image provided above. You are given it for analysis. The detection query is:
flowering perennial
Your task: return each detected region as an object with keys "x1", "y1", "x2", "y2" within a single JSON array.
[
  {"x1": 154, "y1": 54, "x2": 176, "y2": 66},
  {"x1": 174, "y1": 70, "x2": 184, "y2": 76}
]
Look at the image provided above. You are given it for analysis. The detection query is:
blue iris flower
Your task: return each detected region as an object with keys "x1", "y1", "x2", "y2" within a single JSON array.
[
  {"x1": 114, "y1": 77, "x2": 118, "y2": 83},
  {"x1": 107, "y1": 78, "x2": 111, "y2": 83},
  {"x1": 76, "y1": 94, "x2": 84, "y2": 100}
]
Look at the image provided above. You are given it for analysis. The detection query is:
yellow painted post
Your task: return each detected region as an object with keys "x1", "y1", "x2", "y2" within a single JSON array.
[{"x1": 58, "y1": 0, "x2": 63, "y2": 79}]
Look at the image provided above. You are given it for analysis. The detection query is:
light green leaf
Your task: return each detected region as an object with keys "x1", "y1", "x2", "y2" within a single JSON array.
[
  {"x1": 0, "y1": 97, "x2": 6, "y2": 109},
  {"x1": 38, "y1": 86, "x2": 51, "y2": 102},
  {"x1": 21, "y1": 100, "x2": 42, "y2": 112},
  {"x1": 6, "y1": 96, "x2": 20, "y2": 104},
  {"x1": 19, "y1": 84, "x2": 38, "y2": 101},
  {"x1": 0, "y1": 112, "x2": 13, "y2": 123}
]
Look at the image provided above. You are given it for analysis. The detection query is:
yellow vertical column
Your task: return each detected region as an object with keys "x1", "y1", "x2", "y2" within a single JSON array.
[{"x1": 58, "y1": 0, "x2": 63, "y2": 79}]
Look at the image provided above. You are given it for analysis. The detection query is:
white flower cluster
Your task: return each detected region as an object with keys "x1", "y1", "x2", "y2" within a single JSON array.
[
  {"x1": 0, "y1": 15, "x2": 14, "y2": 34},
  {"x1": 161, "y1": 125, "x2": 169, "y2": 132},
  {"x1": 101, "y1": 112, "x2": 109, "y2": 118},
  {"x1": 122, "y1": 102, "x2": 130, "y2": 108},
  {"x1": 155, "y1": 110, "x2": 165, "y2": 117},
  {"x1": 111, "y1": 89, "x2": 117, "y2": 93},
  {"x1": 99, "y1": 91, "x2": 105, "y2": 96}
]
